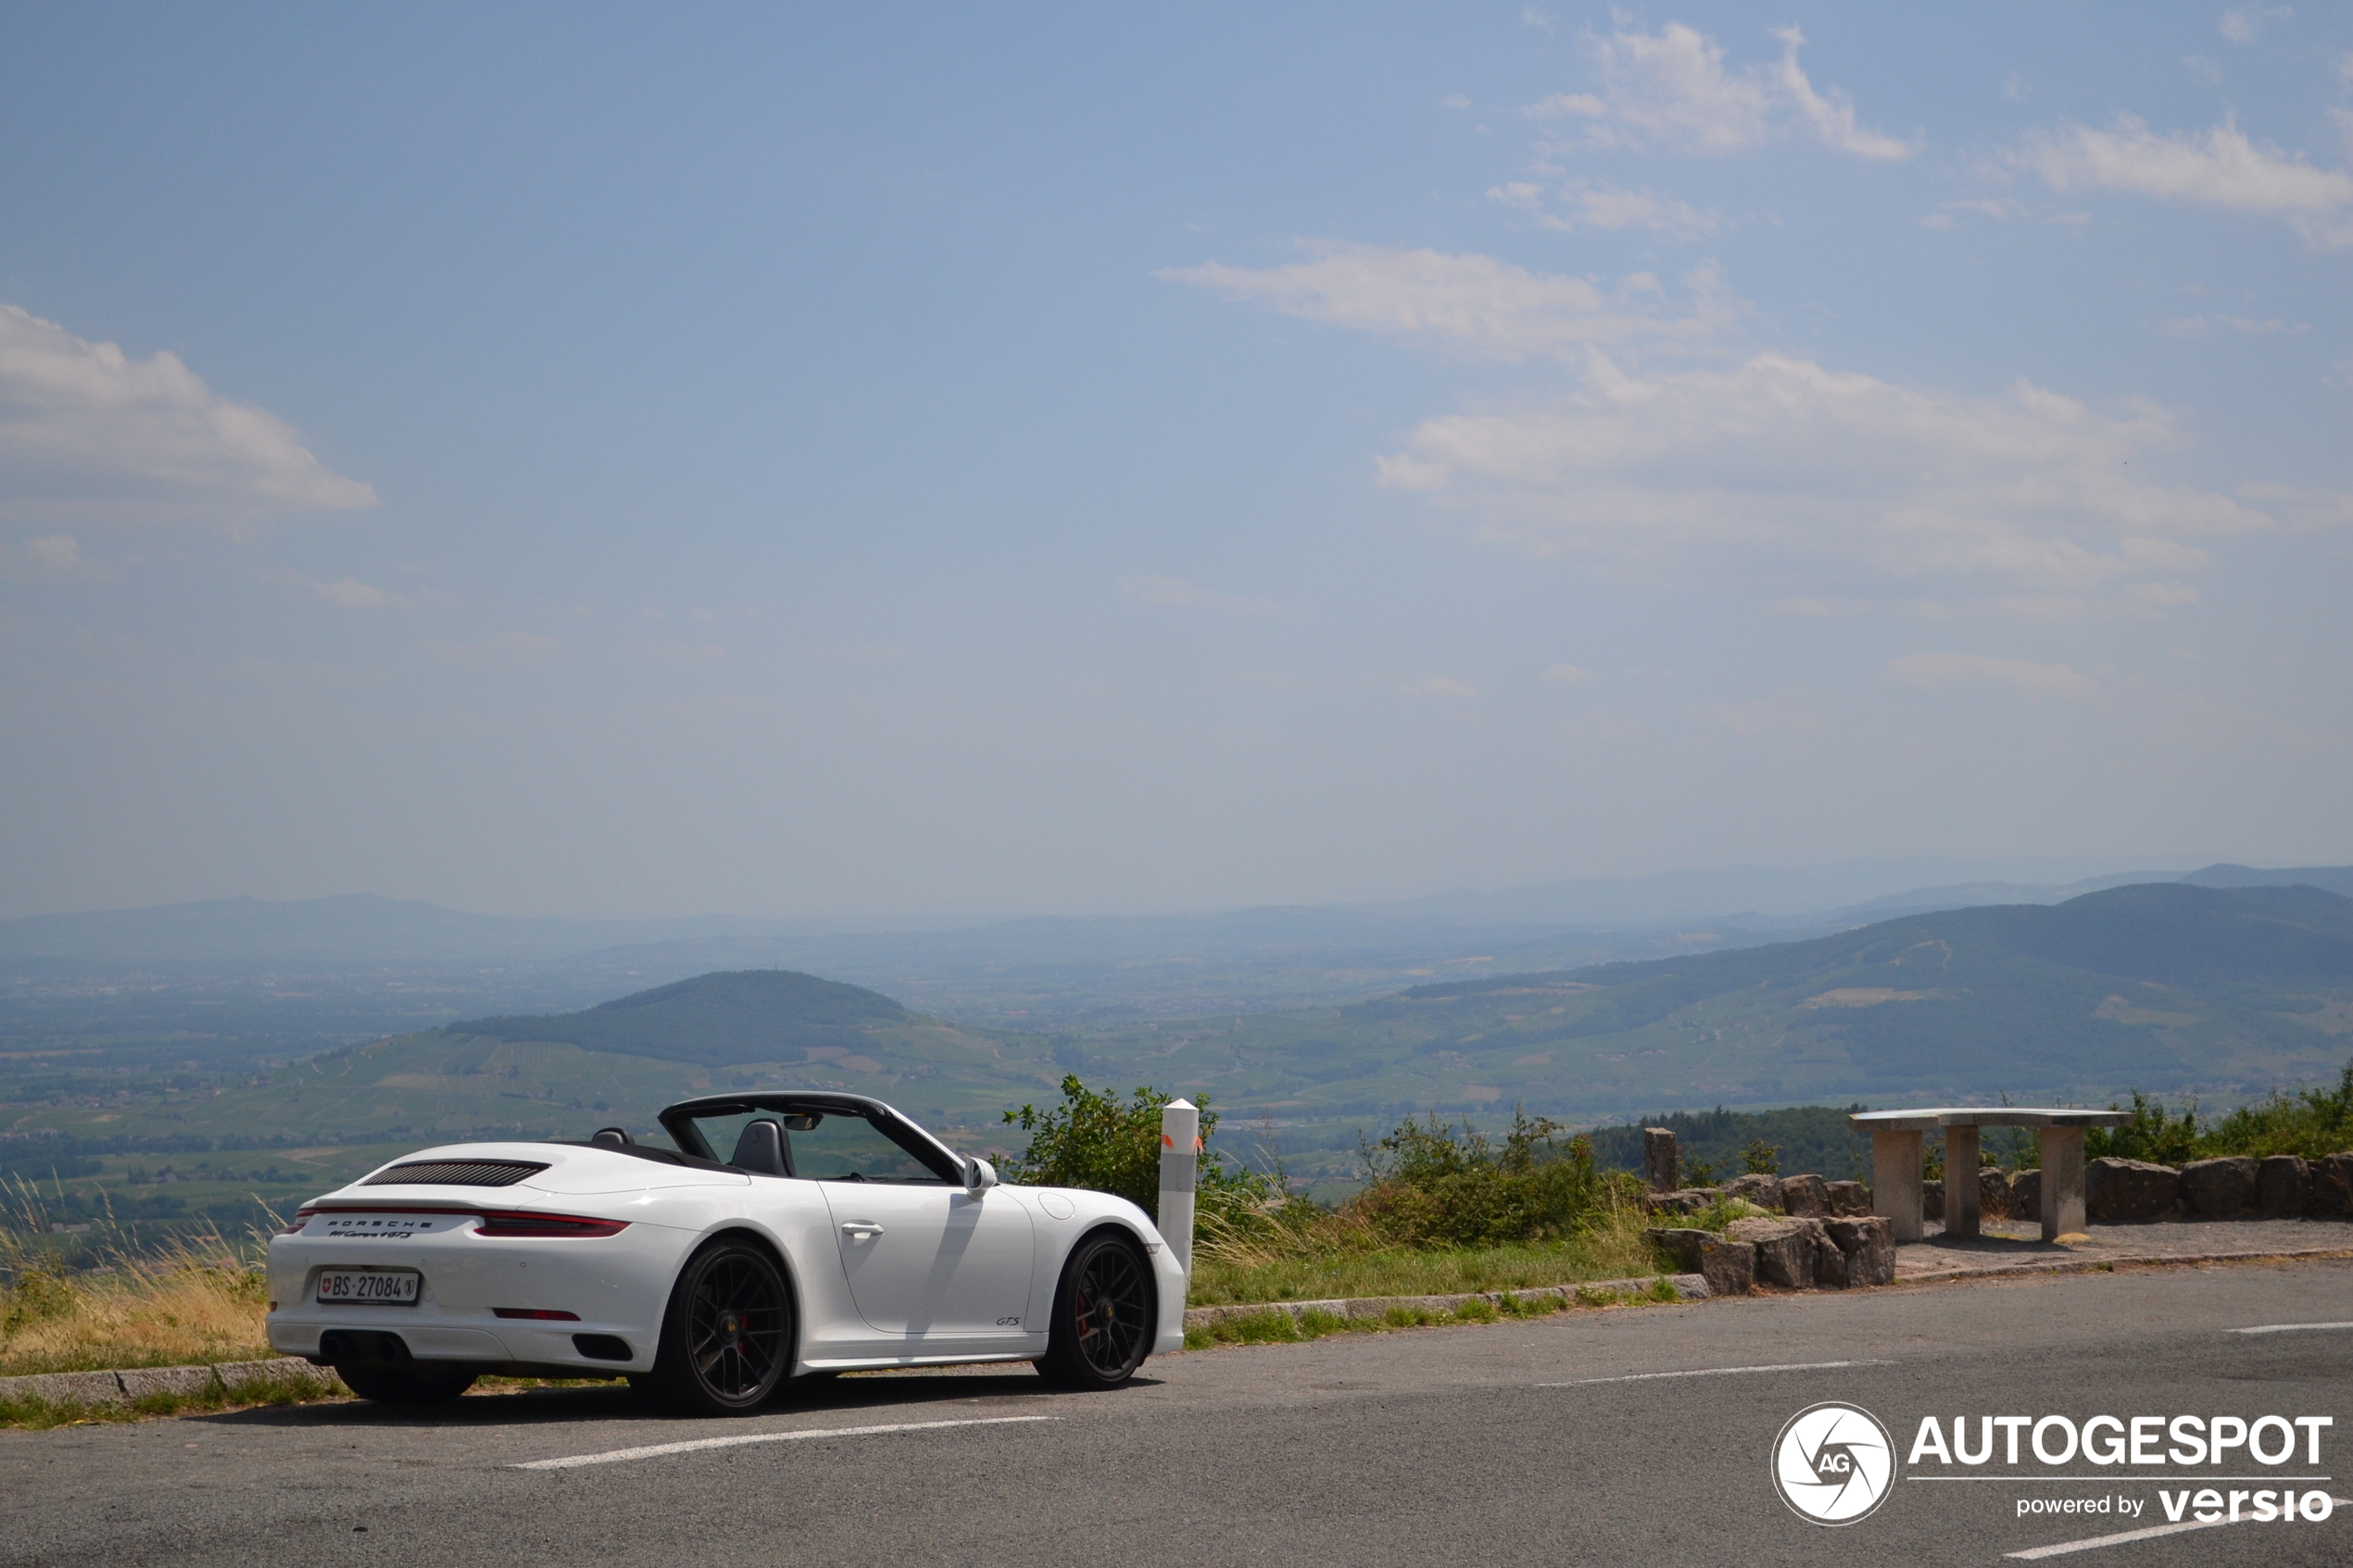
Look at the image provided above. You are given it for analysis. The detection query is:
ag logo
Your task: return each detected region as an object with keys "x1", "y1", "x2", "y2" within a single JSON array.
[{"x1": 1771, "y1": 1401, "x2": 1897, "y2": 1525}]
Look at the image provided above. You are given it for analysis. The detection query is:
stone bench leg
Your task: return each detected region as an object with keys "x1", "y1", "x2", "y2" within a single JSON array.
[
  {"x1": 1871, "y1": 1128, "x2": 1923, "y2": 1243},
  {"x1": 1944, "y1": 1125, "x2": 1981, "y2": 1238},
  {"x1": 2040, "y1": 1126, "x2": 2086, "y2": 1242}
]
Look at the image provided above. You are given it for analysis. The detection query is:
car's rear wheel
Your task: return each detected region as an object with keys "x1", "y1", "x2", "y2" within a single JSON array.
[
  {"x1": 333, "y1": 1364, "x2": 478, "y2": 1405},
  {"x1": 1037, "y1": 1231, "x2": 1153, "y2": 1390},
  {"x1": 645, "y1": 1236, "x2": 793, "y2": 1415}
]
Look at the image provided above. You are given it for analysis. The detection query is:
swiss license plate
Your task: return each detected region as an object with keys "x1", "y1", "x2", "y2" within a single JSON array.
[{"x1": 316, "y1": 1269, "x2": 422, "y2": 1306}]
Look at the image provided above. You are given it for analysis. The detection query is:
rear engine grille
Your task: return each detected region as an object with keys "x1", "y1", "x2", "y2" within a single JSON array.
[{"x1": 363, "y1": 1159, "x2": 548, "y2": 1188}]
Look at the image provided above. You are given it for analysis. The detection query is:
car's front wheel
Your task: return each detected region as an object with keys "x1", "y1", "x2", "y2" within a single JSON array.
[
  {"x1": 1037, "y1": 1231, "x2": 1153, "y2": 1390},
  {"x1": 333, "y1": 1364, "x2": 477, "y2": 1405},
  {"x1": 643, "y1": 1236, "x2": 793, "y2": 1415}
]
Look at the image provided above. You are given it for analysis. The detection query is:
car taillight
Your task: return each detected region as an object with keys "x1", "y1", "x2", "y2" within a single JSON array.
[
  {"x1": 492, "y1": 1307, "x2": 582, "y2": 1320},
  {"x1": 471, "y1": 1211, "x2": 629, "y2": 1238},
  {"x1": 282, "y1": 1210, "x2": 315, "y2": 1235}
]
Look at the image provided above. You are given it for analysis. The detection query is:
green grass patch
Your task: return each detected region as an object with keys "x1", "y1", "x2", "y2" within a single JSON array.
[
  {"x1": 1180, "y1": 1273, "x2": 1686, "y2": 1350},
  {"x1": 0, "y1": 1371, "x2": 343, "y2": 1431}
]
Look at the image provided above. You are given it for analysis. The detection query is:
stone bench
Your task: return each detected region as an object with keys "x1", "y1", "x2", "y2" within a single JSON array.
[{"x1": 1849, "y1": 1108, "x2": 2131, "y2": 1243}]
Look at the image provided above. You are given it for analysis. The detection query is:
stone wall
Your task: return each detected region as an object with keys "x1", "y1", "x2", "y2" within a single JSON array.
[
  {"x1": 1642, "y1": 1168, "x2": 1891, "y2": 1296},
  {"x1": 1919, "y1": 1151, "x2": 2353, "y2": 1224}
]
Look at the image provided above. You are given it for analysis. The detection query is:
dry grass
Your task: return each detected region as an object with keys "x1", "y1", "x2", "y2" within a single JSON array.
[
  {"x1": 1186, "y1": 1187, "x2": 1664, "y2": 1308},
  {"x1": 1, "y1": 1180, "x2": 273, "y2": 1377}
]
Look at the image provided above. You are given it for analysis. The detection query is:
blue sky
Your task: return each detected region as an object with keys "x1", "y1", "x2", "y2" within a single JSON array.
[{"x1": 3, "y1": 4, "x2": 2348, "y2": 920}]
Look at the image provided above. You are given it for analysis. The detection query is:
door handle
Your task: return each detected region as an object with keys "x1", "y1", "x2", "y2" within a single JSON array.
[{"x1": 840, "y1": 1222, "x2": 885, "y2": 1237}]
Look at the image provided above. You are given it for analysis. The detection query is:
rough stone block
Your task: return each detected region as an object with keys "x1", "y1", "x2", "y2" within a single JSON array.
[
  {"x1": 1643, "y1": 1227, "x2": 1715, "y2": 1273},
  {"x1": 1826, "y1": 1180, "x2": 1872, "y2": 1216},
  {"x1": 1979, "y1": 1166, "x2": 2013, "y2": 1221},
  {"x1": 1642, "y1": 1127, "x2": 1680, "y2": 1193},
  {"x1": 1696, "y1": 1235, "x2": 1755, "y2": 1297},
  {"x1": 1728, "y1": 1216, "x2": 1821, "y2": 1288},
  {"x1": 1642, "y1": 1186, "x2": 1723, "y2": 1217},
  {"x1": 2179, "y1": 1156, "x2": 2259, "y2": 1218},
  {"x1": 1813, "y1": 1234, "x2": 1851, "y2": 1289},
  {"x1": 1923, "y1": 1179, "x2": 1944, "y2": 1222},
  {"x1": 2085, "y1": 1158, "x2": 2179, "y2": 1224},
  {"x1": 2008, "y1": 1168, "x2": 2041, "y2": 1223},
  {"x1": 2256, "y1": 1155, "x2": 2312, "y2": 1219},
  {"x1": 1723, "y1": 1173, "x2": 1783, "y2": 1210},
  {"x1": 2312, "y1": 1152, "x2": 2353, "y2": 1218},
  {"x1": 1780, "y1": 1173, "x2": 1831, "y2": 1218},
  {"x1": 1823, "y1": 1216, "x2": 1896, "y2": 1286}
]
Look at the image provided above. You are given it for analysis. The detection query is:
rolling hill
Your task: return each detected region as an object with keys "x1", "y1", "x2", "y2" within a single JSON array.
[{"x1": 8, "y1": 883, "x2": 2351, "y2": 1229}]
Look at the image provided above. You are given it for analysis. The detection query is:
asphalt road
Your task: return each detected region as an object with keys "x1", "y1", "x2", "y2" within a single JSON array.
[{"x1": 6, "y1": 1260, "x2": 2351, "y2": 1568}]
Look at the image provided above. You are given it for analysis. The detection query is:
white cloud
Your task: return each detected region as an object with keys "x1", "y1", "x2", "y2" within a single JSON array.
[
  {"x1": 1163, "y1": 245, "x2": 1737, "y2": 361},
  {"x1": 314, "y1": 575, "x2": 395, "y2": 608},
  {"x1": 2219, "y1": 6, "x2": 2289, "y2": 44},
  {"x1": 1920, "y1": 198, "x2": 2025, "y2": 232},
  {"x1": 1119, "y1": 574, "x2": 1280, "y2": 616},
  {"x1": 1541, "y1": 662, "x2": 1592, "y2": 684},
  {"x1": 0, "y1": 304, "x2": 377, "y2": 527},
  {"x1": 423, "y1": 631, "x2": 566, "y2": 666},
  {"x1": 2007, "y1": 117, "x2": 2353, "y2": 248},
  {"x1": 1697, "y1": 689, "x2": 1829, "y2": 736},
  {"x1": 1400, "y1": 675, "x2": 1477, "y2": 699},
  {"x1": 1536, "y1": 21, "x2": 1913, "y2": 160},
  {"x1": 1887, "y1": 652, "x2": 2095, "y2": 700},
  {"x1": 1489, "y1": 177, "x2": 1725, "y2": 241},
  {"x1": 1373, "y1": 351, "x2": 2274, "y2": 611},
  {"x1": 27, "y1": 533, "x2": 80, "y2": 570}
]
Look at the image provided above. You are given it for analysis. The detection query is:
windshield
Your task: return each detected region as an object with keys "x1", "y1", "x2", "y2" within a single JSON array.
[{"x1": 681, "y1": 1109, "x2": 950, "y2": 1183}]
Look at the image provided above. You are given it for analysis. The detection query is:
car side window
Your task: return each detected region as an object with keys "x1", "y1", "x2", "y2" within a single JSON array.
[{"x1": 790, "y1": 1113, "x2": 946, "y2": 1184}]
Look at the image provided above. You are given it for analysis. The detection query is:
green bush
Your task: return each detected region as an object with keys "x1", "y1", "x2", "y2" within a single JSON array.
[
  {"x1": 2200, "y1": 1060, "x2": 2353, "y2": 1160},
  {"x1": 1348, "y1": 1108, "x2": 1626, "y2": 1249},
  {"x1": 2082, "y1": 1059, "x2": 2353, "y2": 1164},
  {"x1": 2084, "y1": 1091, "x2": 2202, "y2": 1165},
  {"x1": 1740, "y1": 1139, "x2": 1780, "y2": 1175},
  {"x1": 999, "y1": 1076, "x2": 1272, "y2": 1232}
]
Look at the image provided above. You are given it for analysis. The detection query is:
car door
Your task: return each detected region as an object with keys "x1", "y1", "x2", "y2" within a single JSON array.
[
  {"x1": 820, "y1": 1184, "x2": 1035, "y2": 1337},
  {"x1": 793, "y1": 1112, "x2": 1035, "y2": 1338}
]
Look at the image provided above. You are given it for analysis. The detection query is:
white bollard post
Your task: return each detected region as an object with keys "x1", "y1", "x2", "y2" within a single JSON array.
[{"x1": 1158, "y1": 1098, "x2": 1199, "y2": 1278}]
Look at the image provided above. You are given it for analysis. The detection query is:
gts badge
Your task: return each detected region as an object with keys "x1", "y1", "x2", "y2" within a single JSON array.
[{"x1": 997, "y1": 1316, "x2": 1023, "y2": 1326}]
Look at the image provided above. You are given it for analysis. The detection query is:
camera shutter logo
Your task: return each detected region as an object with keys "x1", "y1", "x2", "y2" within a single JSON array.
[{"x1": 1772, "y1": 1401, "x2": 1898, "y2": 1525}]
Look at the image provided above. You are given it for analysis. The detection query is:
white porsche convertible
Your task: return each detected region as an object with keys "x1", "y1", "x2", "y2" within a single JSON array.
[{"x1": 266, "y1": 1092, "x2": 1184, "y2": 1413}]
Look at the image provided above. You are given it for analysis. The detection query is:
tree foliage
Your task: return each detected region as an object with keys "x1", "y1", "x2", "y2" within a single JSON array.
[{"x1": 999, "y1": 1076, "x2": 1271, "y2": 1230}]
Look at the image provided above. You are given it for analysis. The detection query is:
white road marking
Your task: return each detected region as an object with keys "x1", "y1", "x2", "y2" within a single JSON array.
[
  {"x1": 514, "y1": 1415, "x2": 1060, "y2": 1470},
  {"x1": 1538, "y1": 1359, "x2": 1892, "y2": 1386},
  {"x1": 2004, "y1": 1499, "x2": 2349, "y2": 1559},
  {"x1": 2232, "y1": 1322, "x2": 2353, "y2": 1336}
]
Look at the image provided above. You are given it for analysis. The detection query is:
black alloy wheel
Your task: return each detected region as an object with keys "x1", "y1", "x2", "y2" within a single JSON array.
[
  {"x1": 647, "y1": 1237, "x2": 793, "y2": 1415},
  {"x1": 1038, "y1": 1232, "x2": 1152, "y2": 1390},
  {"x1": 334, "y1": 1364, "x2": 478, "y2": 1405}
]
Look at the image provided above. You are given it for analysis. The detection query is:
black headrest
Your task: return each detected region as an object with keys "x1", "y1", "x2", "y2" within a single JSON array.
[
  {"x1": 590, "y1": 1126, "x2": 632, "y2": 1148},
  {"x1": 731, "y1": 1118, "x2": 792, "y2": 1177}
]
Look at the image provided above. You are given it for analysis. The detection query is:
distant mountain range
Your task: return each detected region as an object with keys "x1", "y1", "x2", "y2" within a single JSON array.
[
  {"x1": 13, "y1": 857, "x2": 2328, "y2": 978},
  {"x1": 12, "y1": 881, "x2": 2347, "y2": 1160}
]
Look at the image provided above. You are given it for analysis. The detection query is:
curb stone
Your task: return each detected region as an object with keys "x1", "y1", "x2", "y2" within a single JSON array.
[
  {"x1": 0, "y1": 1356, "x2": 341, "y2": 1409},
  {"x1": 1894, "y1": 1241, "x2": 2353, "y2": 1287},
  {"x1": 1183, "y1": 1273, "x2": 1709, "y2": 1330}
]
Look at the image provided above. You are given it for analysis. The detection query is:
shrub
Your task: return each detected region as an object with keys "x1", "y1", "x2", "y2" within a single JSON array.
[
  {"x1": 1346, "y1": 1108, "x2": 1625, "y2": 1249},
  {"x1": 1740, "y1": 1139, "x2": 1780, "y2": 1175},
  {"x1": 2085, "y1": 1091, "x2": 2202, "y2": 1165},
  {"x1": 2200, "y1": 1060, "x2": 2353, "y2": 1160},
  {"x1": 999, "y1": 1075, "x2": 1273, "y2": 1232}
]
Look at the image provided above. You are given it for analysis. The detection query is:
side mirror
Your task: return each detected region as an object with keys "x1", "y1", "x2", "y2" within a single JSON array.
[{"x1": 963, "y1": 1157, "x2": 999, "y2": 1195}]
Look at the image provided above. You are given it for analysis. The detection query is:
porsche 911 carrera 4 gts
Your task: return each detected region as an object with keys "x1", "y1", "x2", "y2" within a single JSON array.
[{"x1": 266, "y1": 1093, "x2": 1184, "y2": 1412}]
